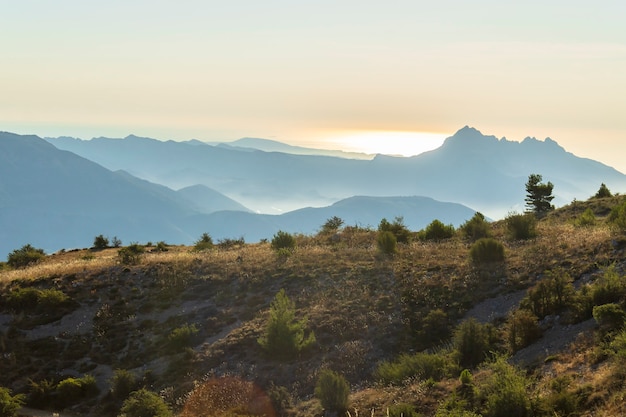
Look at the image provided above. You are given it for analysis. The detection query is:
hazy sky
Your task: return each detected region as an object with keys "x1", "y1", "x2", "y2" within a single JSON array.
[{"x1": 3, "y1": 1, "x2": 626, "y2": 172}]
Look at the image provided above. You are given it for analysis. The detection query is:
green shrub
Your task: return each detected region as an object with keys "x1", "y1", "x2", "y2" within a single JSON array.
[
  {"x1": 453, "y1": 319, "x2": 495, "y2": 368},
  {"x1": 153, "y1": 241, "x2": 169, "y2": 252},
  {"x1": 507, "y1": 309, "x2": 542, "y2": 352},
  {"x1": 28, "y1": 379, "x2": 56, "y2": 408},
  {"x1": 258, "y1": 289, "x2": 315, "y2": 359},
  {"x1": 377, "y1": 231, "x2": 397, "y2": 255},
  {"x1": 110, "y1": 369, "x2": 138, "y2": 401},
  {"x1": 167, "y1": 323, "x2": 200, "y2": 351},
  {"x1": 0, "y1": 387, "x2": 25, "y2": 417},
  {"x1": 93, "y1": 234, "x2": 109, "y2": 250},
  {"x1": 56, "y1": 375, "x2": 98, "y2": 407},
  {"x1": 320, "y1": 216, "x2": 344, "y2": 235},
  {"x1": 574, "y1": 208, "x2": 596, "y2": 227},
  {"x1": 314, "y1": 369, "x2": 349, "y2": 414},
  {"x1": 479, "y1": 358, "x2": 531, "y2": 417},
  {"x1": 217, "y1": 237, "x2": 245, "y2": 249},
  {"x1": 118, "y1": 243, "x2": 145, "y2": 265},
  {"x1": 469, "y1": 238, "x2": 505, "y2": 265},
  {"x1": 271, "y1": 231, "x2": 296, "y2": 252},
  {"x1": 375, "y1": 352, "x2": 447, "y2": 385},
  {"x1": 420, "y1": 219, "x2": 455, "y2": 241},
  {"x1": 505, "y1": 212, "x2": 537, "y2": 240},
  {"x1": 388, "y1": 403, "x2": 421, "y2": 417},
  {"x1": 378, "y1": 217, "x2": 411, "y2": 243},
  {"x1": 460, "y1": 212, "x2": 492, "y2": 241},
  {"x1": 593, "y1": 303, "x2": 626, "y2": 332},
  {"x1": 4, "y1": 287, "x2": 70, "y2": 313},
  {"x1": 7, "y1": 244, "x2": 45, "y2": 268},
  {"x1": 591, "y1": 264, "x2": 626, "y2": 305},
  {"x1": 119, "y1": 389, "x2": 172, "y2": 417},
  {"x1": 521, "y1": 269, "x2": 574, "y2": 318},
  {"x1": 608, "y1": 200, "x2": 626, "y2": 230},
  {"x1": 193, "y1": 233, "x2": 214, "y2": 251}
]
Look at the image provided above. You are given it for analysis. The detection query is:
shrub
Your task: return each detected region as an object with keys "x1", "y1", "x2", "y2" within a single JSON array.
[
  {"x1": 0, "y1": 387, "x2": 25, "y2": 417},
  {"x1": 119, "y1": 389, "x2": 172, "y2": 417},
  {"x1": 505, "y1": 212, "x2": 536, "y2": 240},
  {"x1": 608, "y1": 200, "x2": 626, "y2": 230},
  {"x1": 521, "y1": 269, "x2": 574, "y2": 318},
  {"x1": 314, "y1": 369, "x2": 349, "y2": 414},
  {"x1": 388, "y1": 403, "x2": 420, "y2": 417},
  {"x1": 93, "y1": 234, "x2": 109, "y2": 250},
  {"x1": 167, "y1": 323, "x2": 200, "y2": 351},
  {"x1": 479, "y1": 358, "x2": 531, "y2": 417},
  {"x1": 271, "y1": 231, "x2": 296, "y2": 252},
  {"x1": 453, "y1": 319, "x2": 495, "y2": 368},
  {"x1": 507, "y1": 309, "x2": 542, "y2": 352},
  {"x1": 591, "y1": 264, "x2": 626, "y2": 305},
  {"x1": 110, "y1": 369, "x2": 138, "y2": 401},
  {"x1": 378, "y1": 217, "x2": 411, "y2": 243},
  {"x1": 193, "y1": 233, "x2": 214, "y2": 251},
  {"x1": 574, "y1": 208, "x2": 596, "y2": 227},
  {"x1": 7, "y1": 244, "x2": 45, "y2": 268},
  {"x1": 377, "y1": 231, "x2": 397, "y2": 255},
  {"x1": 374, "y1": 352, "x2": 447, "y2": 385},
  {"x1": 320, "y1": 216, "x2": 344, "y2": 234},
  {"x1": 28, "y1": 379, "x2": 56, "y2": 408},
  {"x1": 4, "y1": 287, "x2": 70, "y2": 313},
  {"x1": 118, "y1": 243, "x2": 145, "y2": 265},
  {"x1": 111, "y1": 236, "x2": 122, "y2": 248},
  {"x1": 414, "y1": 308, "x2": 451, "y2": 349},
  {"x1": 153, "y1": 241, "x2": 169, "y2": 252},
  {"x1": 469, "y1": 238, "x2": 505, "y2": 265},
  {"x1": 56, "y1": 375, "x2": 98, "y2": 407},
  {"x1": 593, "y1": 303, "x2": 626, "y2": 332},
  {"x1": 460, "y1": 212, "x2": 492, "y2": 241},
  {"x1": 594, "y1": 183, "x2": 613, "y2": 198},
  {"x1": 258, "y1": 289, "x2": 315, "y2": 359},
  {"x1": 420, "y1": 219, "x2": 455, "y2": 241},
  {"x1": 217, "y1": 237, "x2": 245, "y2": 249}
]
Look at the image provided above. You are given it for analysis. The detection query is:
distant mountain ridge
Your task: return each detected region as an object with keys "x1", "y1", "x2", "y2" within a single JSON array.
[
  {"x1": 1, "y1": 131, "x2": 475, "y2": 257},
  {"x1": 217, "y1": 137, "x2": 374, "y2": 160},
  {"x1": 46, "y1": 126, "x2": 626, "y2": 219}
]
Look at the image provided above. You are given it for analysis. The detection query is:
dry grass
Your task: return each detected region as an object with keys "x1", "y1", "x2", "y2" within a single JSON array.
[{"x1": 1, "y1": 198, "x2": 626, "y2": 416}]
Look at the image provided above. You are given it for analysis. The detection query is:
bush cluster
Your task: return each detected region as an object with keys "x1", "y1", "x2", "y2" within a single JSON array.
[
  {"x1": 7, "y1": 244, "x2": 45, "y2": 268},
  {"x1": 505, "y1": 213, "x2": 537, "y2": 240},
  {"x1": 271, "y1": 231, "x2": 296, "y2": 252},
  {"x1": 460, "y1": 212, "x2": 492, "y2": 241},
  {"x1": 118, "y1": 243, "x2": 145, "y2": 265},
  {"x1": 314, "y1": 369, "x2": 350, "y2": 414},
  {"x1": 378, "y1": 217, "x2": 411, "y2": 243},
  {"x1": 469, "y1": 238, "x2": 505, "y2": 265},
  {"x1": 419, "y1": 219, "x2": 455, "y2": 241},
  {"x1": 374, "y1": 352, "x2": 447, "y2": 385}
]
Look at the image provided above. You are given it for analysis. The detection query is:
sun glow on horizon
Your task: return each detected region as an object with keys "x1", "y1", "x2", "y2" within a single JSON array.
[{"x1": 324, "y1": 131, "x2": 448, "y2": 157}]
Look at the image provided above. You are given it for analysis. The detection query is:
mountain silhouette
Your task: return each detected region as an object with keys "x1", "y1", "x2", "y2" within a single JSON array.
[
  {"x1": 2, "y1": 131, "x2": 476, "y2": 257},
  {"x1": 47, "y1": 127, "x2": 626, "y2": 218}
]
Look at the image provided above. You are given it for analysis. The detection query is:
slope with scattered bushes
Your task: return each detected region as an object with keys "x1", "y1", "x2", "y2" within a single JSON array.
[{"x1": 0, "y1": 195, "x2": 626, "y2": 416}]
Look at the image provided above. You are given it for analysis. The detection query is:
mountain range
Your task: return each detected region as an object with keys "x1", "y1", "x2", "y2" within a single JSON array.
[
  {"x1": 47, "y1": 126, "x2": 626, "y2": 218},
  {"x1": 0, "y1": 131, "x2": 477, "y2": 257}
]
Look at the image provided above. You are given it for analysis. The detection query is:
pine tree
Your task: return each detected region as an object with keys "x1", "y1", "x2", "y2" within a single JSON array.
[
  {"x1": 258, "y1": 289, "x2": 315, "y2": 359},
  {"x1": 525, "y1": 174, "x2": 555, "y2": 214}
]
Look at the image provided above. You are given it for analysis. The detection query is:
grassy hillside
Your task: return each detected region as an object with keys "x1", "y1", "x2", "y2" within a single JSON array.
[{"x1": 1, "y1": 196, "x2": 626, "y2": 416}]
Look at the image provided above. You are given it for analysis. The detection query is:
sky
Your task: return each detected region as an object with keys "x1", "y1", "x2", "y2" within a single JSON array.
[{"x1": 2, "y1": 1, "x2": 626, "y2": 172}]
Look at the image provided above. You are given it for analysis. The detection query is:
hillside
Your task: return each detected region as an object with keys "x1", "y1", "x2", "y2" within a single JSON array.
[{"x1": 2, "y1": 195, "x2": 626, "y2": 416}]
